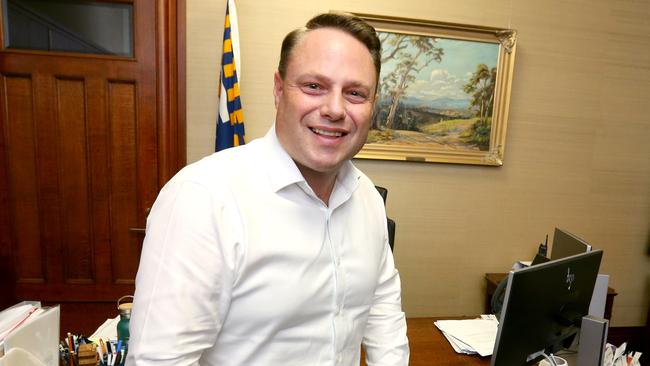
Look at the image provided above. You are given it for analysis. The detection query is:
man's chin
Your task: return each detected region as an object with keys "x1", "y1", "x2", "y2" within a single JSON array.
[{"x1": 295, "y1": 158, "x2": 344, "y2": 177}]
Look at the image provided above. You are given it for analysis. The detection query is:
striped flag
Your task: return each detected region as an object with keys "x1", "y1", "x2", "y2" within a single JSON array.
[{"x1": 216, "y1": 0, "x2": 245, "y2": 151}]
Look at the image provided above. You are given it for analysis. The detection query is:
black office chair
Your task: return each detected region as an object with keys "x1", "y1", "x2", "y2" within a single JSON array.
[{"x1": 375, "y1": 186, "x2": 396, "y2": 252}]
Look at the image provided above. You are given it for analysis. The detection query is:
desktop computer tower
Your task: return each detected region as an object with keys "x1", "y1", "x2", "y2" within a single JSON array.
[{"x1": 577, "y1": 316, "x2": 608, "y2": 366}]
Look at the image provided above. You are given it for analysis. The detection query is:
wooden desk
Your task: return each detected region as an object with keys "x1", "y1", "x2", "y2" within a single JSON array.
[
  {"x1": 484, "y1": 273, "x2": 617, "y2": 320},
  {"x1": 361, "y1": 317, "x2": 490, "y2": 365}
]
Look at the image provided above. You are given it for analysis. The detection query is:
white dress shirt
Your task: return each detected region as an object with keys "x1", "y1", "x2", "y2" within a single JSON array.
[{"x1": 127, "y1": 127, "x2": 409, "y2": 366}]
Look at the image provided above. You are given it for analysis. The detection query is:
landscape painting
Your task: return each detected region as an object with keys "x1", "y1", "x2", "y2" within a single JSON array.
[{"x1": 352, "y1": 14, "x2": 517, "y2": 166}]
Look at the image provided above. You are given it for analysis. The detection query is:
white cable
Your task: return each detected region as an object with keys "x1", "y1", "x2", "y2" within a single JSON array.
[{"x1": 541, "y1": 352, "x2": 558, "y2": 366}]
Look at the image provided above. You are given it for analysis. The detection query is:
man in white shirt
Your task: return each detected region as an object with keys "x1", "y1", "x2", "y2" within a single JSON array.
[{"x1": 127, "y1": 12, "x2": 409, "y2": 366}]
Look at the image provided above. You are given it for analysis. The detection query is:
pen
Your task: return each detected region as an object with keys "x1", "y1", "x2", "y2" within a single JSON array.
[
  {"x1": 111, "y1": 347, "x2": 117, "y2": 366},
  {"x1": 100, "y1": 338, "x2": 108, "y2": 365},
  {"x1": 97, "y1": 340, "x2": 105, "y2": 366},
  {"x1": 115, "y1": 340, "x2": 122, "y2": 366},
  {"x1": 107, "y1": 342, "x2": 113, "y2": 366},
  {"x1": 67, "y1": 333, "x2": 75, "y2": 366}
]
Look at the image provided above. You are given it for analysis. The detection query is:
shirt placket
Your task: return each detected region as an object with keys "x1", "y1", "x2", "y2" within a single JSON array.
[{"x1": 326, "y1": 208, "x2": 347, "y2": 365}]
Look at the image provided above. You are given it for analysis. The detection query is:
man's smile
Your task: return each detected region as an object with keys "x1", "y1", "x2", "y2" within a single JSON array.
[{"x1": 310, "y1": 127, "x2": 345, "y2": 138}]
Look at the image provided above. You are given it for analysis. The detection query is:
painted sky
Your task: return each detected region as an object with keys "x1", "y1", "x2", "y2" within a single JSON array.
[{"x1": 379, "y1": 33, "x2": 500, "y2": 101}]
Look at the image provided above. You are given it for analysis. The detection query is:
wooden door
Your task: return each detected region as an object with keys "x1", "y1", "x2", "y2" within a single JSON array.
[{"x1": 0, "y1": 0, "x2": 185, "y2": 334}]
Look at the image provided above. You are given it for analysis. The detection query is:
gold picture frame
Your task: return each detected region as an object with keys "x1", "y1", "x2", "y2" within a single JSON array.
[{"x1": 352, "y1": 13, "x2": 517, "y2": 166}]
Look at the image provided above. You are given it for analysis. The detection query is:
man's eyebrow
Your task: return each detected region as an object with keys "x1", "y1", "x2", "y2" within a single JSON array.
[
  {"x1": 296, "y1": 73, "x2": 332, "y2": 84},
  {"x1": 297, "y1": 73, "x2": 373, "y2": 89},
  {"x1": 345, "y1": 81, "x2": 372, "y2": 90}
]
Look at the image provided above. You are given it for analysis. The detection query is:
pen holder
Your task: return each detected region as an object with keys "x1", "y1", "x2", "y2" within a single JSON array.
[
  {"x1": 117, "y1": 295, "x2": 133, "y2": 342},
  {"x1": 77, "y1": 343, "x2": 98, "y2": 365}
]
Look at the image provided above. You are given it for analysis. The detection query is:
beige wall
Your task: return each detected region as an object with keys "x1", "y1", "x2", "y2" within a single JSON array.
[{"x1": 187, "y1": 0, "x2": 650, "y2": 326}]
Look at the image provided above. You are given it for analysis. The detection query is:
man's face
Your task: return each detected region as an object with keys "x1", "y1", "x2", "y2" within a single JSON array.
[{"x1": 273, "y1": 28, "x2": 377, "y2": 178}]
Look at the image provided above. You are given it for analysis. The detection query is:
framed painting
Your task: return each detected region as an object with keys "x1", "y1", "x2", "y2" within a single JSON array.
[{"x1": 351, "y1": 13, "x2": 517, "y2": 166}]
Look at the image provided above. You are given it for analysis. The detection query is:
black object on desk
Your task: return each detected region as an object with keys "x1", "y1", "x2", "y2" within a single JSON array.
[{"x1": 485, "y1": 273, "x2": 617, "y2": 320}]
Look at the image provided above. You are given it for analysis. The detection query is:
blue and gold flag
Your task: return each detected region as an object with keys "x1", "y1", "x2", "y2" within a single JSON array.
[{"x1": 216, "y1": 0, "x2": 245, "y2": 151}]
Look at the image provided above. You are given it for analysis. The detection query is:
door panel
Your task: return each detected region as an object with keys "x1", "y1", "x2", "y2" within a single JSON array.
[
  {"x1": 3, "y1": 75, "x2": 43, "y2": 282},
  {"x1": 56, "y1": 78, "x2": 94, "y2": 282},
  {"x1": 0, "y1": 0, "x2": 184, "y2": 332},
  {"x1": 107, "y1": 80, "x2": 140, "y2": 283}
]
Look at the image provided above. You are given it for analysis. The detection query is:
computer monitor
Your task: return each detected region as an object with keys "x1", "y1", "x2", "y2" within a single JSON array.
[
  {"x1": 490, "y1": 250, "x2": 603, "y2": 366},
  {"x1": 551, "y1": 228, "x2": 592, "y2": 260}
]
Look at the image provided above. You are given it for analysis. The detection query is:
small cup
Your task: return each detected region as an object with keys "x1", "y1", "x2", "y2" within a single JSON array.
[{"x1": 538, "y1": 356, "x2": 568, "y2": 366}]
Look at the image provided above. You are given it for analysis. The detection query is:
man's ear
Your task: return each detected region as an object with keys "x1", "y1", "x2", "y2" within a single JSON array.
[{"x1": 273, "y1": 71, "x2": 283, "y2": 108}]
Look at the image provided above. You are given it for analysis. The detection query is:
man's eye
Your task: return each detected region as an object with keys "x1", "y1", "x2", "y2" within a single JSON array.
[
  {"x1": 347, "y1": 90, "x2": 367, "y2": 101},
  {"x1": 306, "y1": 83, "x2": 319, "y2": 89}
]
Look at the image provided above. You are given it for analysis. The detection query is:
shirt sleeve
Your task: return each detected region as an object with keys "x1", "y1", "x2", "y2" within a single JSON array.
[
  {"x1": 127, "y1": 179, "x2": 242, "y2": 365},
  {"x1": 362, "y1": 223, "x2": 410, "y2": 366}
]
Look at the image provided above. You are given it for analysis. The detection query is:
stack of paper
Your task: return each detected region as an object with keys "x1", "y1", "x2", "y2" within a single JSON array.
[
  {"x1": 0, "y1": 301, "x2": 41, "y2": 345},
  {"x1": 434, "y1": 315, "x2": 499, "y2": 357},
  {"x1": 0, "y1": 302, "x2": 59, "y2": 366},
  {"x1": 604, "y1": 342, "x2": 643, "y2": 366}
]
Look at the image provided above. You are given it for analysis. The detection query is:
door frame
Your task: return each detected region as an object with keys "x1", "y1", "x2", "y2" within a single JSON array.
[{"x1": 158, "y1": 0, "x2": 187, "y2": 182}]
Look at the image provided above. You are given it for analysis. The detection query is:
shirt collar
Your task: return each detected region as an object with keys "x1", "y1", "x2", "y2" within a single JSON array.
[
  {"x1": 262, "y1": 125, "x2": 360, "y2": 200},
  {"x1": 263, "y1": 125, "x2": 305, "y2": 192},
  {"x1": 328, "y1": 158, "x2": 360, "y2": 210}
]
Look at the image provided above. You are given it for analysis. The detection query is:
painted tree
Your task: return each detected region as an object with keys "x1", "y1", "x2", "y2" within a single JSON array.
[
  {"x1": 463, "y1": 64, "x2": 496, "y2": 123},
  {"x1": 463, "y1": 64, "x2": 497, "y2": 150},
  {"x1": 381, "y1": 35, "x2": 443, "y2": 129},
  {"x1": 371, "y1": 33, "x2": 408, "y2": 129}
]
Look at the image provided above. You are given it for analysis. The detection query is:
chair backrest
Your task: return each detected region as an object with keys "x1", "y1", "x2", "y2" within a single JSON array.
[
  {"x1": 375, "y1": 186, "x2": 395, "y2": 251},
  {"x1": 376, "y1": 186, "x2": 388, "y2": 204}
]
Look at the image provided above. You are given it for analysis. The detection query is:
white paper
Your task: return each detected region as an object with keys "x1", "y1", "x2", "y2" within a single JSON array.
[
  {"x1": 439, "y1": 330, "x2": 477, "y2": 354},
  {"x1": 89, "y1": 316, "x2": 119, "y2": 342},
  {"x1": 434, "y1": 317, "x2": 498, "y2": 357},
  {"x1": 603, "y1": 342, "x2": 643, "y2": 366}
]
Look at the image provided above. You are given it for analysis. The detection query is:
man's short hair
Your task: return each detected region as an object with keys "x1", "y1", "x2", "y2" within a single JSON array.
[{"x1": 278, "y1": 12, "x2": 381, "y2": 81}]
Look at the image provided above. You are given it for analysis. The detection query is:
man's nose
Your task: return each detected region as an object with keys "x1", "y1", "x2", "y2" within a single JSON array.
[{"x1": 320, "y1": 91, "x2": 346, "y2": 121}]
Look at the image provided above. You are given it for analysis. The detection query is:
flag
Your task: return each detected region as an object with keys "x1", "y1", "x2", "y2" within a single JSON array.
[{"x1": 216, "y1": 0, "x2": 245, "y2": 151}]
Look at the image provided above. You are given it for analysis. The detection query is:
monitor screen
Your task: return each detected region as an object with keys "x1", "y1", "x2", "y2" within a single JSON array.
[
  {"x1": 550, "y1": 228, "x2": 592, "y2": 260},
  {"x1": 490, "y1": 250, "x2": 603, "y2": 366}
]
